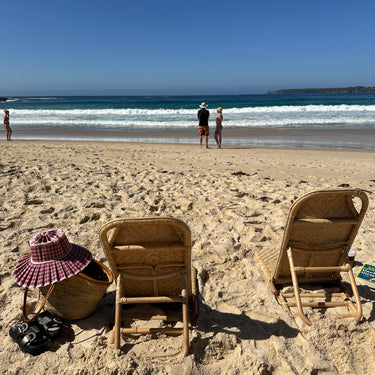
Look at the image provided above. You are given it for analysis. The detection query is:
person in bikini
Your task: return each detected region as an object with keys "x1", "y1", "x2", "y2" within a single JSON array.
[
  {"x1": 3, "y1": 110, "x2": 12, "y2": 141},
  {"x1": 214, "y1": 107, "x2": 223, "y2": 148},
  {"x1": 197, "y1": 102, "x2": 210, "y2": 148}
]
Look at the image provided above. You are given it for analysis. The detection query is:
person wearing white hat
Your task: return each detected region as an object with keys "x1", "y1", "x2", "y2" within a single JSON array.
[
  {"x1": 214, "y1": 107, "x2": 223, "y2": 149},
  {"x1": 197, "y1": 102, "x2": 210, "y2": 148}
]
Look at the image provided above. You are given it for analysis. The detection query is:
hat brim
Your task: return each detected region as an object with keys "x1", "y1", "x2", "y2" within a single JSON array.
[{"x1": 13, "y1": 243, "x2": 93, "y2": 288}]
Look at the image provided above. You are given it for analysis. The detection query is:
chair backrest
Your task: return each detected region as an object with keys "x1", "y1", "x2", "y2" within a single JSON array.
[
  {"x1": 99, "y1": 217, "x2": 192, "y2": 297},
  {"x1": 273, "y1": 189, "x2": 368, "y2": 284}
]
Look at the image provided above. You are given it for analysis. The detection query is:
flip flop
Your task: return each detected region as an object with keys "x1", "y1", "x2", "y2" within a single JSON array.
[
  {"x1": 9, "y1": 321, "x2": 52, "y2": 355},
  {"x1": 33, "y1": 311, "x2": 65, "y2": 339}
]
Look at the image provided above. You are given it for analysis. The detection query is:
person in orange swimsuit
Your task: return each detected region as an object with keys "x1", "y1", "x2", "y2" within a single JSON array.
[
  {"x1": 3, "y1": 110, "x2": 12, "y2": 141},
  {"x1": 197, "y1": 102, "x2": 210, "y2": 148}
]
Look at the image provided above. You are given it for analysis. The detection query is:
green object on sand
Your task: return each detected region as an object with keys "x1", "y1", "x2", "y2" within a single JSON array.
[{"x1": 356, "y1": 264, "x2": 375, "y2": 284}]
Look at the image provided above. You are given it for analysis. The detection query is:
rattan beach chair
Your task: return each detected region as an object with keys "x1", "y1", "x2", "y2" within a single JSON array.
[
  {"x1": 99, "y1": 216, "x2": 198, "y2": 357},
  {"x1": 255, "y1": 189, "x2": 368, "y2": 326}
]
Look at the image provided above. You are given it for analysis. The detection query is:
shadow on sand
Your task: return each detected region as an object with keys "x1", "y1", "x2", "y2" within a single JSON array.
[{"x1": 190, "y1": 302, "x2": 299, "y2": 362}]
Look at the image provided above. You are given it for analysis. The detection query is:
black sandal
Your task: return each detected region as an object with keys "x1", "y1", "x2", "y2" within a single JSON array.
[
  {"x1": 9, "y1": 321, "x2": 52, "y2": 355},
  {"x1": 33, "y1": 311, "x2": 65, "y2": 339}
]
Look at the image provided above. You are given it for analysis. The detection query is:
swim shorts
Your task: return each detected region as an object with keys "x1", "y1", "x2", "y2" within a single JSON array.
[{"x1": 198, "y1": 126, "x2": 209, "y2": 136}]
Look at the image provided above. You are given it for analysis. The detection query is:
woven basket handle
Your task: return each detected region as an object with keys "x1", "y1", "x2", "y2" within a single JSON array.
[{"x1": 22, "y1": 284, "x2": 55, "y2": 323}]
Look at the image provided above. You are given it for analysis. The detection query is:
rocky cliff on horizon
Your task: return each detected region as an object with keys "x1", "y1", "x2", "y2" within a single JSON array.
[{"x1": 268, "y1": 86, "x2": 375, "y2": 94}]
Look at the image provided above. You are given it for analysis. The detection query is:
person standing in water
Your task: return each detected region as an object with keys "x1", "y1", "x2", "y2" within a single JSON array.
[
  {"x1": 3, "y1": 110, "x2": 12, "y2": 141},
  {"x1": 214, "y1": 107, "x2": 223, "y2": 148},
  {"x1": 197, "y1": 102, "x2": 210, "y2": 148}
]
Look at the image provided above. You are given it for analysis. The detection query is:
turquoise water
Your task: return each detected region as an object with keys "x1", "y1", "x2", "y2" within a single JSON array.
[{"x1": 2, "y1": 94, "x2": 375, "y2": 149}]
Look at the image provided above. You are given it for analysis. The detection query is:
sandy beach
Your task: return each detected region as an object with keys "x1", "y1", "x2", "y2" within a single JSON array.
[{"x1": 1, "y1": 140, "x2": 375, "y2": 374}]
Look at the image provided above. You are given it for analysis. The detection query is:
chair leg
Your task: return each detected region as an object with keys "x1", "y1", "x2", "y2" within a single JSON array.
[
  {"x1": 182, "y1": 299, "x2": 189, "y2": 357},
  {"x1": 346, "y1": 263, "x2": 363, "y2": 322},
  {"x1": 114, "y1": 275, "x2": 123, "y2": 350},
  {"x1": 287, "y1": 248, "x2": 312, "y2": 326},
  {"x1": 181, "y1": 273, "x2": 189, "y2": 357}
]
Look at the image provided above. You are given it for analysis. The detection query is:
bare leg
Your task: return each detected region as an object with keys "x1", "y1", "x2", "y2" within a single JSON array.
[{"x1": 6, "y1": 128, "x2": 12, "y2": 141}]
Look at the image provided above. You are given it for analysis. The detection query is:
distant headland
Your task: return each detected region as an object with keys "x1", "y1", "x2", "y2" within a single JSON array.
[{"x1": 267, "y1": 86, "x2": 375, "y2": 94}]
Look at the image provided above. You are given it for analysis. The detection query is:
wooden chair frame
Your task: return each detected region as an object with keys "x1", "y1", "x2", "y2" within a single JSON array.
[
  {"x1": 256, "y1": 189, "x2": 368, "y2": 326},
  {"x1": 99, "y1": 217, "x2": 197, "y2": 357}
]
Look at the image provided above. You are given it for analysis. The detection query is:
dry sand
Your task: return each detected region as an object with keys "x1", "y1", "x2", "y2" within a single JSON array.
[{"x1": 1, "y1": 140, "x2": 374, "y2": 374}]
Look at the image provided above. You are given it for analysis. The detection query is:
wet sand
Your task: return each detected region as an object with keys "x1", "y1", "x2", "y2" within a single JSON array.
[{"x1": 11, "y1": 127, "x2": 375, "y2": 150}]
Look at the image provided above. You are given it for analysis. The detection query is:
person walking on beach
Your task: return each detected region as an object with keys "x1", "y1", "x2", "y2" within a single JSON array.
[
  {"x1": 197, "y1": 102, "x2": 210, "y2": 148},
  {"x1": 214, "y1": 107, "x2": 223, "y2": 149},
  {"x1": 3, "y1": 110, "x2": 12, "y2": 141}
]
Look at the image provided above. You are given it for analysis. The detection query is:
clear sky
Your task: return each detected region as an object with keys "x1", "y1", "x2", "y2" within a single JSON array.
[{"x1": 2, "y1": 0, "x2": 374, "y2": 96}]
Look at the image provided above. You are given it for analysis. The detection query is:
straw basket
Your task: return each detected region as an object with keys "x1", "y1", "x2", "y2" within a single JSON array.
[{"x1": 39, "y1": 259, "x2": 113, "y2": 320}]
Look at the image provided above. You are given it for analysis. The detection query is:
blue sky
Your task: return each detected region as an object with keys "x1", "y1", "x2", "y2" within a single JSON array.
[{"x1": 2, "y1": 0, "x2": 374, "y2": 95}]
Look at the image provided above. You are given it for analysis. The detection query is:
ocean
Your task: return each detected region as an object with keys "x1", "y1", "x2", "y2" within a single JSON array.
[{"x1": 2, "y1": 93, "x2": 375, "y2": 149}]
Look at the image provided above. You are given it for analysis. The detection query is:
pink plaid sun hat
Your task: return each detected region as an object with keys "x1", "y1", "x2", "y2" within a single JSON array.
[{"x1": 14, "y1": 229, "x2": 93, "y2": 288}]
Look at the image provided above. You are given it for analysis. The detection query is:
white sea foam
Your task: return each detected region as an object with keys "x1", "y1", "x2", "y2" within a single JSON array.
[
  {"x1": 10, "y1": 104, "x2": 375, "y2": 116},
  {"x1": 9, "y1": 104, "x2": 375, "y2": 130}
]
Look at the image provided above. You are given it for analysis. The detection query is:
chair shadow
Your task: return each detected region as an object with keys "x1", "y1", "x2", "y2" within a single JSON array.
[
  {"x1": 88, "y1": 293, "x2": 300, "y2": 355},
  {"x1": 196, "y1": 302, "x2": 299, "y2": 340},
  {"x1": 190, "y1": 302, "x2": 299, "y2": 362},
  {"x1": 341, "y1": 278, "x2": 375, "y2": 300},
  {"x1": 74, "y1": 291, "x2": 115, "y2": 330},
  {"x1": 114, "y1": 300, "x2": 299, "y2": 357},
  {"x1": 308, "y1": 279, "x2": 375, "y2": 323},
  {"x1": 81, "y1": 291, "x2": 299, "y2": 357}
]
